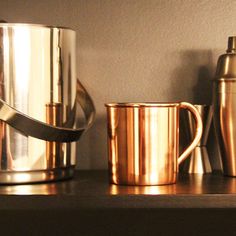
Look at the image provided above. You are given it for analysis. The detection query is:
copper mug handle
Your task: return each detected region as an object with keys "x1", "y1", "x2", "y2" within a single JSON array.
[{"x1": 178, "y1": 102, "x2": 203, "y2": 165}]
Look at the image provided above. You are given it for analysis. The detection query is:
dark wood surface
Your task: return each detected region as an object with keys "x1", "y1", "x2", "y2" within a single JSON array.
[
  {"x1": 0, "y1": 170, "x2": 236, "y2": 209},
  {"x1": 1, "y1": 171, "x2": 236, "y2": 235}
]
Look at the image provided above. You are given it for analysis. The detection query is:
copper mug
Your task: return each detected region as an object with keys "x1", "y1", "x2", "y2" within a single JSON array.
[{"x1": 105, "y1": 102, "x2": 203, "y2": 185}]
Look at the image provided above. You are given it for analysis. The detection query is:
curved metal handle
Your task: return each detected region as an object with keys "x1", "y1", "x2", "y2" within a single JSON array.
[
  {"x1": 178, "y1": 102, "x2": 203, "y2": 165},
  {"x1": 0, "y1": 79, "x2": 95, "y2": 142}
]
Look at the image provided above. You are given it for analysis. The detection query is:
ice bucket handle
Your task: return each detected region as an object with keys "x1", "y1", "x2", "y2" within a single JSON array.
[{"x1": 0, "y1": 79, "x2": 95, "y2": 142}]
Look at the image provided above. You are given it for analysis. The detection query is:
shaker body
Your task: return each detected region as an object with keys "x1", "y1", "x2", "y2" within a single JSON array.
[
  {"x1": 214, "y1": 36, "x2": 236, "y2": 176},
  {"x1": 214, "y1": 80, "x2": 236, "y2": 176}
]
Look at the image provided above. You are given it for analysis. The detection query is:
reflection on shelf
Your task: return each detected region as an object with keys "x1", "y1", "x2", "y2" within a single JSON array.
[
  {"x1": 109, "y1": 172, "x2": 236, "y2": 195},
  {"x1": 1, "y1": 171, "x2": 236, "y2": 196}
]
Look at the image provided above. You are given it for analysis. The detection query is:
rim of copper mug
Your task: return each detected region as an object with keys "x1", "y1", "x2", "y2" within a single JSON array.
[{"x1": 105, "y1": 102, "x2": 181, "y2": 108}]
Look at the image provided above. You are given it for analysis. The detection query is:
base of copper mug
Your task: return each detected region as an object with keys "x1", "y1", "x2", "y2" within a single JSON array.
[
  {"x1": 109, "y1": 173, "x2": 177, "y2": 186},
  {"x1": 110, "y1": 181, "x2": 177, "y2": 186},
  {"x1": 0, "y1": 165, "x2": 75, "y2": 184}
]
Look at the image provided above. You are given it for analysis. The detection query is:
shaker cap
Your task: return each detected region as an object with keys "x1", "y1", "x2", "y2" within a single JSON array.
[
  {"x1": 215, "y1": 36, "x2": 236, "y2": 79},
  {"x1": 227, "y1": 36, "x2": 236, "y2": 53}
]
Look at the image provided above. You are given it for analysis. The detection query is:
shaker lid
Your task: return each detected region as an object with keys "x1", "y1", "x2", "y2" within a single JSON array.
[
  {"x1": 215, "y1": 36, "x2": 236, "y2": 79},
  {"x1": 227, "y1": 36, "x2": 236, "y2": 53}
]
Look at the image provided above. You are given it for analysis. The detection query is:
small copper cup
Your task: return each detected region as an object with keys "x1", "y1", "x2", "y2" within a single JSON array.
[{"x1": 105, "y1": 102, "x2": 203, "y2": 185}]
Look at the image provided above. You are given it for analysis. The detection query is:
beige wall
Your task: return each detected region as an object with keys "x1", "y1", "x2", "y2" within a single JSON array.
[{"x1": 0, "y1": 0, "x2": 232, "y2": 169}]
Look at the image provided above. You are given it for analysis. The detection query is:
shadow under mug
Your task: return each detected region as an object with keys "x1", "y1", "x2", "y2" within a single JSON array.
[{"x1": 105, "y1": 102, "x2": 203, "y2": 185}]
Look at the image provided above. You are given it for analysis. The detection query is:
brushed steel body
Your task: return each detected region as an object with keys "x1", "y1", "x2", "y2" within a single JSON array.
[
  {"x1": 106, "y1": 102, "x2": 202, "y2": 185},
  {"x1": 214, "y1": 36, "x2": 236, "y2": 176},
  {"x1": 181, "y1": 105, "x2": 212, "y2": 173},
  {"x1": 0, "y1": 23, "x2": 95, "y2": 183}
]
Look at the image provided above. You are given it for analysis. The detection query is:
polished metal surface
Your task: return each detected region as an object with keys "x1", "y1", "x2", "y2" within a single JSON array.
[
  {"x1": 0, "y1": 23, "x2": 95, "y2": 183},
  {"x1": 0, "y1": 79, "x2": 95, "y2": 142},
  {"x1": 181, "y1": 105, "x2": 212, "y2": 173},
  {"x1": 182, "y1": 146, "x2": 212, "y2": 173},
  {"x1": 214, "y1": 36, "x2": 236, "y2": 176},
  {"x1": 227, "y1": 36, "x2": 236, "y2": 53},
  {"x1": 0, "y1": 166, "x2": 74, "y2": 185},
  {"x1": 106, "y1": 102, "x2": 202, "y2": 185}
]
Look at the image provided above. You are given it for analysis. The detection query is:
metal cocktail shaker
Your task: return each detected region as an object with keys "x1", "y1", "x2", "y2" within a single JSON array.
[{"x1": 213, "y1": 36, "x2": 236, "y2": 176}]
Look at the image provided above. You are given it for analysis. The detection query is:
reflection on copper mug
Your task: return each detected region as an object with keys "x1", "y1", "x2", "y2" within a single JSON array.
[{"x1": 105, "y1": 102, "x2": 203, "y2": 185}]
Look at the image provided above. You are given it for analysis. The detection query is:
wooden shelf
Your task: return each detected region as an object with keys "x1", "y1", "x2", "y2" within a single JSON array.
[{"x1": 0, "y1": 171, "x2": 236, "y2": 235}]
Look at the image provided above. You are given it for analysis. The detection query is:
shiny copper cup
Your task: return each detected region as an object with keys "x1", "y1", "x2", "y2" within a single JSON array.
[{"x1": 105, "y1": 102, "x2": 203, "y2": 185}]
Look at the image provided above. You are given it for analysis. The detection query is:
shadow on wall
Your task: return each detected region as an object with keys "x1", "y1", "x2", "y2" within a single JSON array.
[
  {"x1": 76, "y1": 115, "x2": 107, "y2": 170},
  {"x1": 170, "y1": 49, "x2": 221, "y2": 171},
  {"x1": 169, "y1": 49, "x2": 214, "y2": 103}
]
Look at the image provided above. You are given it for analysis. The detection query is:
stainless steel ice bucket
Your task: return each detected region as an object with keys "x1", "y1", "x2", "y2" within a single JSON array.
[{"x1": 0, "y1": 23, "x2": 95, "y2": 183}]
